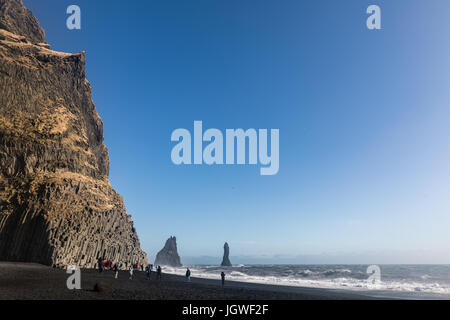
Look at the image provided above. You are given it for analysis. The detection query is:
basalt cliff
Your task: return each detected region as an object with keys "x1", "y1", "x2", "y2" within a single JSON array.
[{"x1": 0, "y1": 0, "x2": 147, "y2": 268}]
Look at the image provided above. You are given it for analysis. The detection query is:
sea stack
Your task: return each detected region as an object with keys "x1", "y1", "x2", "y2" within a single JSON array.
[
  {"x1": 221, "y1": 242, "x2": 232, "y2": 266},
  {"x1": 0, "y1": 0, "x2": 147, "y2": 268},
  {"x1": 154, "y1": 236, "x2": 182, "y2": 267}
]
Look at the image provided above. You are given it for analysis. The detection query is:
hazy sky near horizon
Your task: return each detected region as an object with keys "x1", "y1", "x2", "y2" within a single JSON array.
[{"x1": 24, "y1": 0, "x2": 450, "y2": 264}]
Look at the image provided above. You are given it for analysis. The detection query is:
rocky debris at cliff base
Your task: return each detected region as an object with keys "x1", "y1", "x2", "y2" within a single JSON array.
[{"x1": 93, "y1": 281, "x2": 114, "y2": 293}]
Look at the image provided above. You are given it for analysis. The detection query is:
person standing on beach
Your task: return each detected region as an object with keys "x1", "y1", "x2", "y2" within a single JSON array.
[
  {"x1": 145, "y1": 265, "x2": 151, "y2": 280},
  {"x1": 221, "y1": 272, "x2": 226, "y2": 287},
  {"x1": 186, "y1": 268, "x2": 191, "y2": 282},
  {"x1": 113, "y1": 263, "x2": 119, "y2": 279},
  {"x1": 157, "y1": 266, "x2": 162, "y2": 280},
  {"x1": 98, "y1": 258, "x2": 103, "y2": 273},
  {"x1": 129, "y1": 265, "x2": 134, "y2": 280}
]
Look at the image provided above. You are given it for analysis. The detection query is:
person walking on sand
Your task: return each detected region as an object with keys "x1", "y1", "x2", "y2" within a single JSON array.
[
  {"x1": 157, "y1": 265, "x2": 162, "y2": 280},
  {"x1": 221, "y1": 272, "x2": 226, "y2": 287},
  {"x1": 113, "y1": 263, "x2": 119, "y2": 279},
  {"x1": 186, "y1": 268, "x2": 191, "y2": 282},
  {"x1": 129, "y1": 265, "x2": 134, "y2": 280},
  {"x1": 145, "y1": 265, "x2": 151, "y2": 280}
]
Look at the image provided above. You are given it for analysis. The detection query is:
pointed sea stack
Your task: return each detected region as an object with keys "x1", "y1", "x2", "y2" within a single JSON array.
[
  {"x1": 221, "y1": 242, "x2": 232, "y2": 266},
  {"x1": 154, "y1": 236, "x2": 182, "y2": 267},
  {"x1": 0, "y1": 0, "x2": 147, "y2": 268}
]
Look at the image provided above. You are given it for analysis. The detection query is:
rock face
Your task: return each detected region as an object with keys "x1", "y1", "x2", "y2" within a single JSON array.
[
  {"x1": 154, "y1": 237, "x2": 182, "y2": 267},
  {"x1": 0, "y1": 0, "x2": 45, "y2": 44},
  {"x1": 0, "y1": 0, "x2": 147, "y2": 269},
  {"x1": 221, "y1": 242, "x2": 232, "y2": 266}
]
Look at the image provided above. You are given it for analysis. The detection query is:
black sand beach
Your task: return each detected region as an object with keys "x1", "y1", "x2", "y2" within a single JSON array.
[{"x1": 0, "y1": 262, "x2": 375, "y2": 300}]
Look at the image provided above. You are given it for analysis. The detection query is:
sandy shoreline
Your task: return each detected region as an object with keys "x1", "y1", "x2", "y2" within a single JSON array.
[{"x1": 0, "y1": 262, "x2": 377, "y2": 300}]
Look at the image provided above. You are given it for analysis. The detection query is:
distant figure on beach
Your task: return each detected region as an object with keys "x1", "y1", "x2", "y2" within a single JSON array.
[
  {"x1": 145, "y1": 265, "x2": 151, "y2": 280},
  {"x1": 186, "y1": 268, "x2": 191, "y2": 282},
  {"x1": 113, "y1": 264, "x2": 119, "y2": 279},
  {"x1": 97, "y1": 258, "x2": 103, "y2": 273},
  {"x1": 221, "y1": 272, "x2": 226, "y2": 287},
  {"x1": 157, "y1": 266, "x2": 162, "y2": 280},
  {"x1": 129, "y1": 266, "x2": 134, "y2": 280}
]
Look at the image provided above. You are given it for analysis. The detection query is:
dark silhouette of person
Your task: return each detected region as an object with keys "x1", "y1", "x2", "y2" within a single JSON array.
[
  {"x1": 221, "y1": 272, "x2": 226, "y2": 287},
  {"x1": 98, "y1": 258, "x2": 103, "y2": 273},
  {"x1": 186, "y1": 268, "x2": 191, "y2": 282},
  {"x1": 157, "y1": 266, "x2": 162, "y2": 280},
  {"x1": 145, "y1": 265, "x2": 151, "y2": 280}
]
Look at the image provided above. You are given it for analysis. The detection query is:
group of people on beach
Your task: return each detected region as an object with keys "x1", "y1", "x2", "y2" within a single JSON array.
[
  {"x1": 97, "y1": 258, "x2": 227, "y2": 286},
  {"x1": 130, "y1": 264, "x2": 163, "y2": 280},
  {"x1": 97, "y1": 258, "x2": 162, "y2": 280}
]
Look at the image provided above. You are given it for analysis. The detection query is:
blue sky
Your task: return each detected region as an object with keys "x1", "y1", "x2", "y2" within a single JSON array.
[{"x1": 24, "y1": 0, "x2": 450, "y2": 264}]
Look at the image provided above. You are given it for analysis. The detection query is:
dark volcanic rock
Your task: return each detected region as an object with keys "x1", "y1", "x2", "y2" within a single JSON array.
[
  {"x1": 93, "y1": 281, "x2": 113, "y2": 293},
  {"x1": 221, "y1": 242, "x2": 232, "y2": 266},
  {"x1": 154, "y1": 237, "x2": 182, "y2": 267},
  {"x1": 0, "y1": 0, "x2": 147, "y2": 269}
]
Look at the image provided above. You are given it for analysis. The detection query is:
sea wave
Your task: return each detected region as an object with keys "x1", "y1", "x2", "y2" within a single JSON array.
[{"x1": 161, "y1": 265, "x2": 450, "y2": 297}]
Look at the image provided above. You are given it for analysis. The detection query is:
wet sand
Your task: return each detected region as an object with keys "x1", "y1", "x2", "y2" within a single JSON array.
[{"x1": 0, "y1": 262, "x2": 375, "y2": 300}]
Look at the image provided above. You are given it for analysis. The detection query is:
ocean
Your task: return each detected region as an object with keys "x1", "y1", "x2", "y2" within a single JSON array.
[{"x1": 163, "y1": 264, "x2": 450, "y2": 299}]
